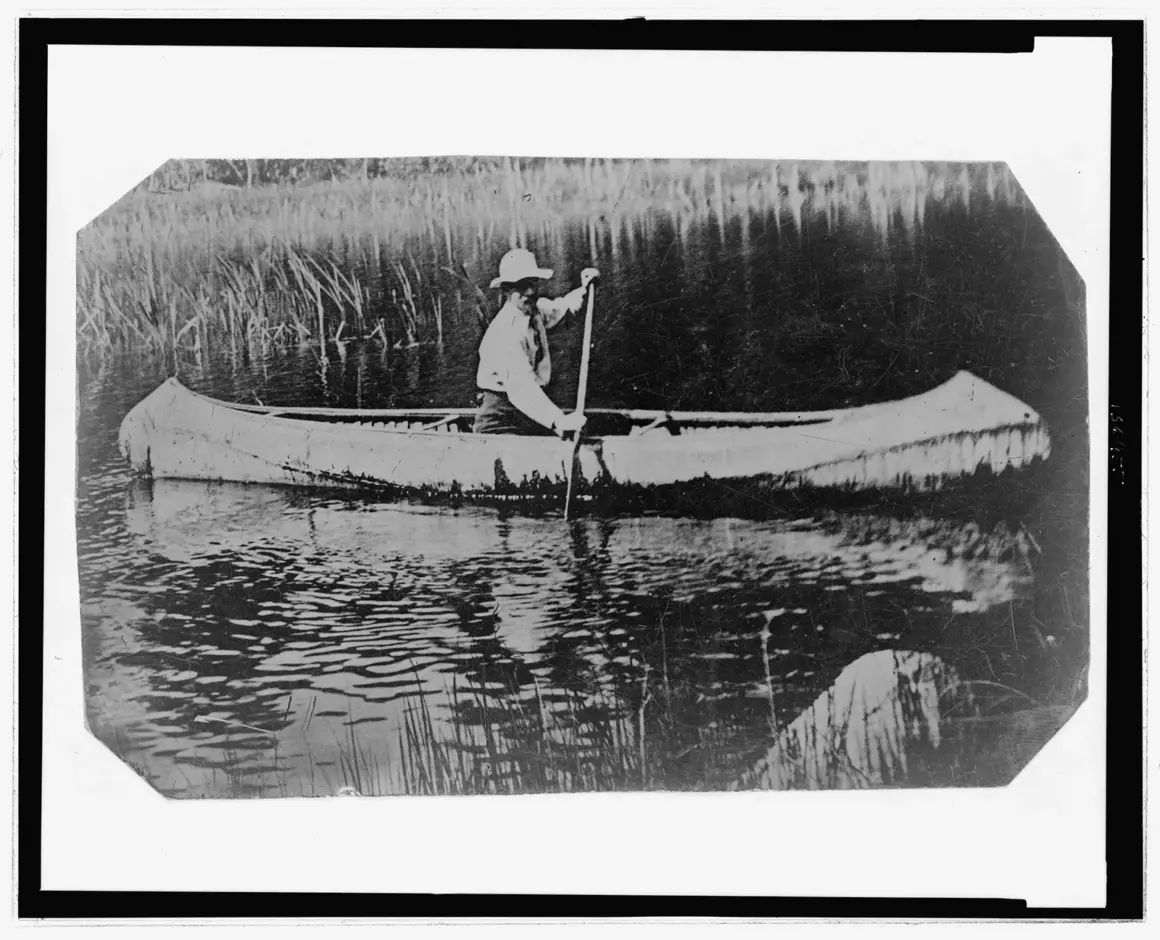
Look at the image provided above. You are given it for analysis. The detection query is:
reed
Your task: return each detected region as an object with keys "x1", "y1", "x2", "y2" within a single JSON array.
[
  {"x1": 385, "y1": 670, "x2": 655, "y2": 796},
  {"x1": 389, "y1": 257, "x2": 421, "y2": 348},
  {"x1": 78, "y1": 242, "x2": 387, "y2": 360},
  {"x1": 77, "y1": 159, "x2": 1018, "y2": 358},
  {"x1": 329, "y1": 697, "x2": 387, "y2": 796}
]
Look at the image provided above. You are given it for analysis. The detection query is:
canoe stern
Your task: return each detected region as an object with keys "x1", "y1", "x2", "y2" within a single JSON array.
[{"x1": 118, "y1": 377, "x2": 182, "y2": 475}]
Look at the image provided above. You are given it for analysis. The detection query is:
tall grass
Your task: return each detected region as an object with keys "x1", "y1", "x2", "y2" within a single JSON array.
[
  {"x1": 76, "y1": 159, "x2": 1021, "y2": 360},
  {"x1": 93, "y1": 635, "x2": 753, "y2": 798},
  {"x1": 76, "y1": 237, "x2": 442, "y2": 364},
  {"x1": 394, "y1": 671, "x2": 658, "y2": 795},
  {"x1": 96, "y1": 625, "x2": 1075, "y2": 799}
]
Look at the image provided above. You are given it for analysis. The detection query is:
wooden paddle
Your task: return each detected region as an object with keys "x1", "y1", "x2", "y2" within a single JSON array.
[{"x1": 563, "y1": 282, "x2": 596, "y2": 521}]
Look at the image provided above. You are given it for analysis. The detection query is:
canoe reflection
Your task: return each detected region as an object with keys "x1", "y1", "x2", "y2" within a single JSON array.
[{"x1": 739, "y1": 649, "x2": 1075, "y2": 790}]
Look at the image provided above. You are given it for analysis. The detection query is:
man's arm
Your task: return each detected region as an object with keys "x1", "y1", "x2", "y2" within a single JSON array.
[
  {"x1": 537, "y1": 268, "x2": 600, "y2": 329},
  {"x1": 498, "y1": 342, "x2": 567, "y2": 430},
  {"x1": 506, "y1": 375, "x2": 567, "y2": 431},
  {"x1": 536, "y1": 288, "x2": 586, "y2": 330}
]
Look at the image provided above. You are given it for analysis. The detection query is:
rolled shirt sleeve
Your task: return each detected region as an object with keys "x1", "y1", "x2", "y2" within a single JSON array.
[{"x1": 536, "y1": 287, "x2": 587, "y2": 329}]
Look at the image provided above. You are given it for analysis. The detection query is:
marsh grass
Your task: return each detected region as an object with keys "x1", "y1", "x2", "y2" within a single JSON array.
[
  {"x1": 391, "y1": 671, "x2": 654, "y2": 796},
  {"x1": 101, "y1": 645, "x2": 748, "y2": 798},
  {"x1": 77, "y1": 159, "x2": 1020, "y2": 358},
  {"x1": 96, "y1": 642, "x2": 1075, "y2": 798},
  {"x1": 94, "y1": 552, "x2": 1078, "y2": 801}
]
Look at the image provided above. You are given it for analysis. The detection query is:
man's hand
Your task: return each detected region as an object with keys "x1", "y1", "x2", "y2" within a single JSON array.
[
  {"x1": 580, "y1": 268, "x2": 600, "y2": 290},
  {"x1": 553, "y1": 411, "x2": 588, "y2": 437}
]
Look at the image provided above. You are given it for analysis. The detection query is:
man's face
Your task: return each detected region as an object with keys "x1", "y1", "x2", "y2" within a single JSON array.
[{"x1": 512, "y1": 280, "x2": 539, "y2": 313}]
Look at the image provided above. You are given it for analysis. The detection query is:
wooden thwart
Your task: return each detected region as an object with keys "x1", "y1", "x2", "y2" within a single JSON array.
[
  {"x1": 419, "y1": 415, "x2": 463, "y2": 432},
  {"x1": 629, "y1": 415, "x2": 671, "y2": 436}
]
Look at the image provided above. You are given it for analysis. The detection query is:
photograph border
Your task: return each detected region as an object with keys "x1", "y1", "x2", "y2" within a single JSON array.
[{"x1": 17, "y1": 16, "x2": 1143, "y2": 920}]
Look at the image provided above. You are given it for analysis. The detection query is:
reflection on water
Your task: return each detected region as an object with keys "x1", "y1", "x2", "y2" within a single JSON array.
[
  {"x1": 739, "y1": 650, "x2": 1077, "y2": 790},
  {"x1": 82, "y1": 478, "x2": 1039, "y2": 797},
  {"x1": 742, "y1": 650, "x2": 959, "y2": 790}
]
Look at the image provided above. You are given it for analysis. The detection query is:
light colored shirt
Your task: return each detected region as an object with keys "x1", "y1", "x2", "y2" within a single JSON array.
[{"x1": 476, "y1": 288, "x2": 588, "y2": 429}]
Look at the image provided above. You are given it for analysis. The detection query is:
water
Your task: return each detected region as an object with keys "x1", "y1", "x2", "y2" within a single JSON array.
[{"x1": 77, "y1": 173, "x2": 1088, "y2": 796}]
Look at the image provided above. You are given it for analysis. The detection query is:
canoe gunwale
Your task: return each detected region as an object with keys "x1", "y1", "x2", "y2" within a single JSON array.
[
  {"x1": 162, "y1": 369, "x2": 1045, "y2": 433},
  {"x1": 183, "y1": 379, "x2": 848, "y2": 429}
]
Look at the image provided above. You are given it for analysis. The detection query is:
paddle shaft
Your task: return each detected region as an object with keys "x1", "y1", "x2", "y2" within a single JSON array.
[
  {"x1": 574, "y1": 283, "x2": 597, "y2": 415},
  {"x1": 564, "y1": 283, "x2": 596, "y2": 520}
]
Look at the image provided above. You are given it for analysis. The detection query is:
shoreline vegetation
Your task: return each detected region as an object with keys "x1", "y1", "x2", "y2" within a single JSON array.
[
  {"x1": 77, "y1": 158, "x2": 1023, "y2": 361},
  {"x1": 93, "y1": 633, "x2": 1086, "y2": 799},
  {"x1": 93, "y1": 630, "x2": 1081, "y2": 800}
]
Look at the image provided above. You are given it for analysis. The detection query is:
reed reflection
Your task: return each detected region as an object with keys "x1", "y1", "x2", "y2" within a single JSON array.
[{"x1": 83, "y1": 479, "x2": 1042, "y2": 797}]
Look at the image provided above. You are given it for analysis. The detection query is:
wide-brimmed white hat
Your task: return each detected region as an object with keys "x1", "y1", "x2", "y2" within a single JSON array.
[{"x1": 489, "y1": 249, "x2": 553, "y2": 289}]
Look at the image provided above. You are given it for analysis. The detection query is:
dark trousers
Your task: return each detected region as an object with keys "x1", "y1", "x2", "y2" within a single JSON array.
[{"x1": 473, "y1": 390, "x2": 553, "y2": 436}]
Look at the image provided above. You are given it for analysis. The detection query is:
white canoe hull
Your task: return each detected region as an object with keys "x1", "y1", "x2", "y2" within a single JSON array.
[{"x1": 118, "y1": 372, "x2": 1050, "y2": 498}]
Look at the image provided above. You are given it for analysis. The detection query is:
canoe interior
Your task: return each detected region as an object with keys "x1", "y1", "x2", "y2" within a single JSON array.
[{"x1": 258, "y1": 410, "x2": 834, "y2": 438}]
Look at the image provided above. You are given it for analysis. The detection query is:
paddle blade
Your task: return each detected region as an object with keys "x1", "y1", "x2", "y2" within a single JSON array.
[{"x1": 563, "y1": 437, "x2": 582, "y2": 521}]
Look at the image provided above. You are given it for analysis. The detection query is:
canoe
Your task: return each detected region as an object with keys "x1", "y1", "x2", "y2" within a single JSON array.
[{"x1": 117, "y1": 371, "x2": 1051, "y2": 510}]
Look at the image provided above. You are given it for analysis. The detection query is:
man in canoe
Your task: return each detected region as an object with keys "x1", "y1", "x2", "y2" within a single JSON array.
[{"x1": 474, "y1": 248, "x2": 600, "y2": 436}]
